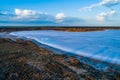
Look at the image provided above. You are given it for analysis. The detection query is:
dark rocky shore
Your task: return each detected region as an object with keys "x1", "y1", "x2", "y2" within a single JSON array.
[{"x1": 0, "y1": 36, "x2": 120, "y2": 80}]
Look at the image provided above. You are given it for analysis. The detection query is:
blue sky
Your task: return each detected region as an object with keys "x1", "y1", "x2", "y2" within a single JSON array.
[{"x1": 0, "y1": 0, "x2": 120, "y2": 26}]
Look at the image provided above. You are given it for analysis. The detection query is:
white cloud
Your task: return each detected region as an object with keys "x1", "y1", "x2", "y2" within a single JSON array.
[
  {"x1": 80, "y1": 0, "x2": 120, "y2": 11},
  {"x1": 55, "y1": 13, "x2": 66, "y2": 19},
  {"x1": 99, "y1": 0, "x2": 120, "y2": 6},
  {"x1": 15, "y1": 9, "x2": 36, "y2": 16},
  {"x1": 80, "y1": 4, "x2": 100, "y2": 11},
  {"x1": 96, "y1": 10, "x2": 116, "y2": 21},
  {"x1": 14, "y1": 9, "x2": 41, "y2": 19}
]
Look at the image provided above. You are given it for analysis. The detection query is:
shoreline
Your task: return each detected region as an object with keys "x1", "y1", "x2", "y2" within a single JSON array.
[
  {"x1": 26, "y1": 36, "x2": 120, "y2": 72},
  {"x1": 1, "y1": 27, "x2": 120, "y2": 32},
  {"x1": 0, "y1": 33, "x2": 120, "y2": 79},
  {"x1": 9, "y1": 30, "x2": 120, "y2": 70}
]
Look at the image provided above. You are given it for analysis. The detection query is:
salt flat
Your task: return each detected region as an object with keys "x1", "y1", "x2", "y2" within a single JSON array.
[{"x1": 10, "y1": 30, "x2": 120, "y2": 65}]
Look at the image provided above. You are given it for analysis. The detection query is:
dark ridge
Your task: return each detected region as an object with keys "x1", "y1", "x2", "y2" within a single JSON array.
[{"x1": 0, "y1": 26, "x2": 120, "y2": 28}]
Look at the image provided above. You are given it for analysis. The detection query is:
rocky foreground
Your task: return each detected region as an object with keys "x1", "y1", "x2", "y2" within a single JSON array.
[{"x1": 0, "y1": 37, "x2": 120, "y2": 80}]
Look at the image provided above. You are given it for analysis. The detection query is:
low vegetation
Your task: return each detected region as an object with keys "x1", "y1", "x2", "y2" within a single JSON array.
[{"x1": 0, "y1": 35, "x2": 120, "y2": 80}]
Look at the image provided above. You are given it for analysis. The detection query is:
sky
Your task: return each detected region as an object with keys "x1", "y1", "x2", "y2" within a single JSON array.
[{"x1": 0, "y1": 0, "x2": 120, "y2": 26}]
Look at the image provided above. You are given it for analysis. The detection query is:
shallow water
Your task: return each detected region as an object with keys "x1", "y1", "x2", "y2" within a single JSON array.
[{"x1": 10, "y1": 30, "x2": 120, "y2": 65}]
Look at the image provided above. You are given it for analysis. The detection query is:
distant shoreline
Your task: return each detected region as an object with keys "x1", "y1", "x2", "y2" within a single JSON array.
[
  {"x1": 1, "y1": 26, "x2": 120, "y2": 28},
  {"x1": 0, "y1": 26, "x2": 120, "y2": 32}
]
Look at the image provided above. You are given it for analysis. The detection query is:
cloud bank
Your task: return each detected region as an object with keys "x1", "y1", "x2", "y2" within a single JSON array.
[{"x1": 0, "y1": 9, "x2": 84, "y2": 26}]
